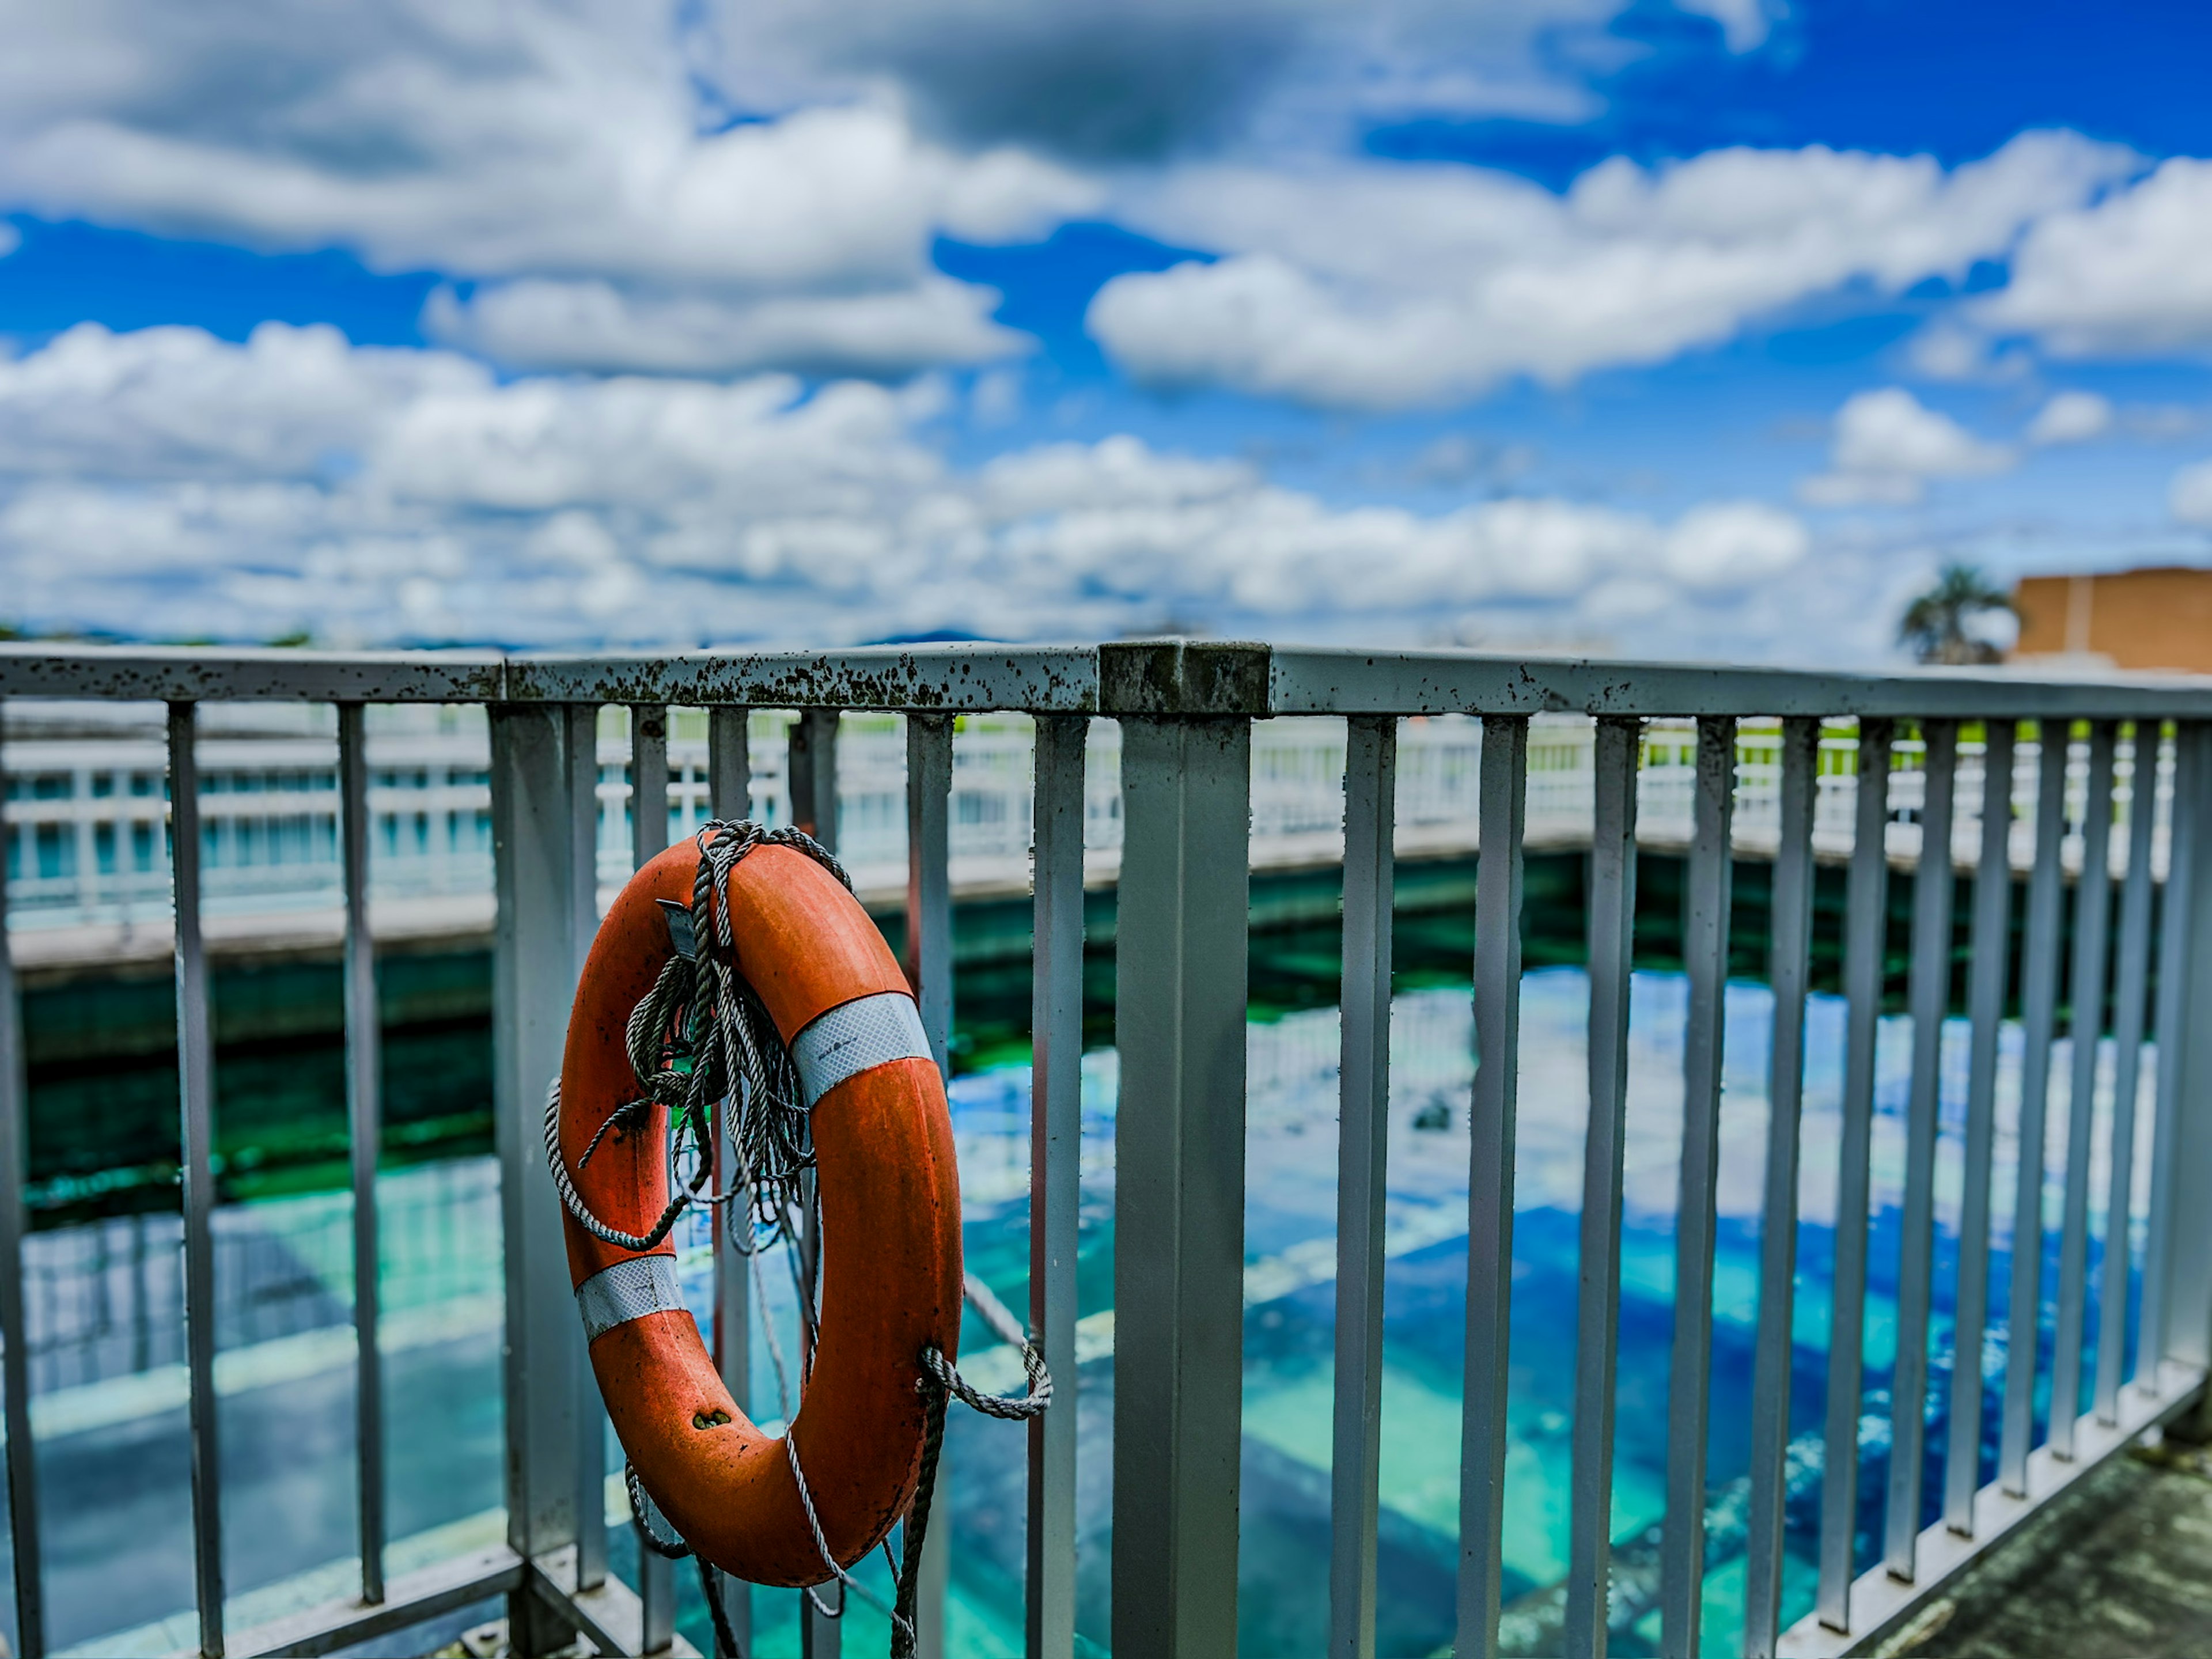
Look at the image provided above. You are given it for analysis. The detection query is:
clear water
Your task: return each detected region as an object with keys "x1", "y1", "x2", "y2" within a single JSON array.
[{"x1": 28, "y1": 968, "x2": 2152, "y2": 1658}]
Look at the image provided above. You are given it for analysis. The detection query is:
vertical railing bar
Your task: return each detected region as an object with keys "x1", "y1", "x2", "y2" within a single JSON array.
[
  {"x1": 0, "y1": 698, "x2": 46, "y2": 1659},
  {"x1": 629, "y1": 703, "x2": 674, "y2": 1645},
  {"x1": 632, "y1": 704, "x2": 669, "y2": 866},
  {"x1": 2000, "y1": 720, "x2": 2070, "y2": 1493},
  {"x1": 337, "y1": 703, "x2": 386, "y2": 1606},
  {"x1": 1816, "y1": 716, "x2": 1893, "y2": 1633},
  {"x1": 791, "y1": 710, "x2": 840, "y2": 853},
  {"x1": 1333, "y1": 716, "x2": 1396, "y2": 1659},
  {"x1": 906, "y1": 713, "x2": 954, "y2": 1659},
  {"x1": 707, "y1": 706, "x2": 752, "y2": 1651},
  {"x1": 1944, "y1": 721, "x2": 2018, "y2": 1536},
  {"x1": 1661, "y1": 717, "x2": 1737, "y2": 1657},
  {"x1": 1111, "y1": 710, "x2": 1251, "y2": 1657},
  {"x1": 1884, "y1": 719, "x2": 1959, "y2": 1581},
  {"x1": 1026, "y1": 715, "x2": 1085, "y2": 1659},
  {"x1": 1742, "y1": 716, "x2": 1818, "y2": 1658},
  {"x1": 566, "y1": 703, "x2": 609, "y2": 1599},
  {"x1": 2150, "y1": 722, "x2": 2212, "y2": 1376},
  {"x1": 2097, "y1": 721, "x2": 2160, "y2": 1422},
  {"x1": 490, "y1": 703, "x2": 588, "y2": 1658},
  {"x1": 2138, "y1": 725, "x2": 2199, "y2": 1382},
  {"x1": 1565, "y1": 717, "x2": 1641, "y2": 1659},
  {"x1": 170, "y1": 702, "x2": 226, "y2": 1659},
  {"x1": 1457, "y1": 715, "x2": 1525, "y2": 1659},
  {"x1": 2050, "y1": 721, "x2": 2118, "y2": 1458}
]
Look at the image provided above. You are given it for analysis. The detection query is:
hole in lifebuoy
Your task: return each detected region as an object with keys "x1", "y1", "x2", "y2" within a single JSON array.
[{"x1": 692, "y1": 1410, "x2": 733, "y2": 1430}]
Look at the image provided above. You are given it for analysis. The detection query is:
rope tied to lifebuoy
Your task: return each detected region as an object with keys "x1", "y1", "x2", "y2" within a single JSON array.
[{"x1": 544, "y1": 819, "x2": 1052, "y2": 1659}]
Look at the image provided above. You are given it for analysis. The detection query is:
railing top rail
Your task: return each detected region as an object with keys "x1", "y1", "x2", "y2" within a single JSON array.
[
  {"x1": 0, "y1": 644, "x2": 506, "y2": 704},
  {"x1": 1268, "y1": 645, "x2": 2212, "y2": 720},
  {"x1": 503, "y1": 645, "x2": 1100, "y2": 711},
  {"x1": 6, "y1": 638, "x2": 2212, "y2": 718}
]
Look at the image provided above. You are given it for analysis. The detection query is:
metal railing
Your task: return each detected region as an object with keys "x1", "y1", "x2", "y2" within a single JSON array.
[{"x1": 3, "y1": 640, "x2": 2212, "y2": 1659}]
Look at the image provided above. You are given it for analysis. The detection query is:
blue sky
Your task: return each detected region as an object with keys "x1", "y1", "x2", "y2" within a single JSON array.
[{"x1": 3, "y1": 1, "x2": 2211, "y2": 661}]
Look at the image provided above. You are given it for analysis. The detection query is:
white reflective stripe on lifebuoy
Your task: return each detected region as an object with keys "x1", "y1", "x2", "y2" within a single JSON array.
[
  {"x1": 790, "y1": 990, "x2": 933, "y2": 1109},
  {"x1": 577, "y1": 1253, "x2": 685, "y2": 1342}
]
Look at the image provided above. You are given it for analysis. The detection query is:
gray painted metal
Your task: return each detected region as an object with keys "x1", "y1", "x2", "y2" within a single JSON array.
[
  {"x1": 1945, "y1": 723, "x2": 2019, "y2": 1536},
  {"x1": 1743, "y1": 717, "x2": 1819, "y2": 1658},
  {"x1": 1028, "y1": 715, "x2": 1085, "y2": 1659},
  {"x1": 633, "y1": 705, "x2": 670, "y2": 866},
  {"x1": 565, "y1": 704, "x2": 610, "y2": 1601},
  {"x1": 490, "y1": 704, "x2": 586, "y2": 1656},
  {"x1": 20, "y1": 638, "x2": 2212, "y2": 718},
  {"x1": 1816, "y1": 717, "x2": 1893, "y2": 1633},
  {"x1": 1459, "y1": 715, "x2": 1526, "y2": 1659},
  {"x1": 2001, "y1": 729, "x2": 2071, "y2": 1494},
  {"x1": 1332, "y1": 717, "x2": 1396, "y2": 1659},
  {"x1": 1267, "y1": 646, "x2": 2212, "y2": 721},
  {"x1": 2097, "y1": 728, "x2": 2161, "y2": 1423},
  {"x1": 2050, "y1": 722, "x2": 2119, "y2": 1460},
  {"x1": 1566, "y1": 717, "x2": 1641, "y2": 1659},
  {"x1": 906, "y1": 711, "x2": 955, "y2": 1659},
  {"x1": 1112, "y1": 715, "x2": 1251, "y2": 1659},
  {"x1": 0, "y1": 643, "x2": 504, "y2": 702},
  {"x1": 798, "y1": 1163, "x2": 839, "y2": 1659},
  {"x1": 171, "y1": 703, "x2": 227, "y2": 1659},
  {"x1": 337, "y1": 703, "x2": 387, "y2": 1607},
  {"x1": 628, "y1": 701, "x2": 675, "y2": 1633},
  {"x1": 1885, "y1": 721, "x2": 1959, "y2": 1580},
  {"x1": 707, "y1": 706, "x2": 752, "y2": 1651},
  {"x1": 2141, "y1": 726, "x2": 2205, "y2": 1380},
  {"x1": 790, "y1": 710, "x2": 839, "y2": 853},
  {"x1": 1662, "y1": 718, "x2": 1738, "y2": 1657},
  {"x1": 0, "y1": 709, "x2": 44, "y2": 1659},
  {"x1": 509, "y1": 646, "x2": 1099, "y2": 712},
  {"x1": 2156, "y1": 725, "x2": 2212, "y2": 1371}
]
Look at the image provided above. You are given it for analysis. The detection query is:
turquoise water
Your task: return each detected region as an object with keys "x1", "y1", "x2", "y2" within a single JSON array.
[{"x1": 23, "y1": 966, "x2": 2151, "y2": 1657}]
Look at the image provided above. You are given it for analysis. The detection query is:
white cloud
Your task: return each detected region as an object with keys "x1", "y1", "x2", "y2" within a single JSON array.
[
  {"x1": 2026, "y1": 389, "x2": 2114, "y2": 446},
  {"x1": 0, "y1": 321, "x2": 1826, "y2": 650},
  {"x1": 421, "y1": 276, "x2": 1024, "y2": 378},
  {"x1": 1799, "y1": 388, "x2": 2013, "y2": 507},
  {"x1": 1971, "y1": 157, "x2": 2212, "y2": 357},
  {"x1": 2172, "y1": 459, "x2": 2212, "y2": 528},
  {"x1": 0, "y1": 8, "x2": 1094, "y2": 377},
  {"x1": 1088, "y1": 131, "x2": 2134, "y2": 409}
]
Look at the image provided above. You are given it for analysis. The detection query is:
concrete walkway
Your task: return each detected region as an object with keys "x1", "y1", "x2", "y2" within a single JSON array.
[{"x1": 1885, "y1": 1432, "x2": 2212, "y2": 1658}]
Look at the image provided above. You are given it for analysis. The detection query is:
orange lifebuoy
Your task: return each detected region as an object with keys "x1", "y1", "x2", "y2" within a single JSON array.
[{"x1": 554, "y1": 836, "x2": 963, "y2": 1588}]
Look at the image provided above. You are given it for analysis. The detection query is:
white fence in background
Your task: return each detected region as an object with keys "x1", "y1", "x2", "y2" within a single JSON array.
[{"x1": 3, "y1": 705, "x2": 2159, "y2": 933}]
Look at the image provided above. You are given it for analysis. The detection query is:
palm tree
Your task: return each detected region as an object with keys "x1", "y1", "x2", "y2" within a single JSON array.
[{"x1": 1899, "y1": 562, "x2": 2013, "y2": 665}]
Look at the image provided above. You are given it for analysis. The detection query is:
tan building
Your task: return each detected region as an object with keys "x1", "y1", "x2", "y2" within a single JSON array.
[{"x1": 2012, "y1": 565, "x2": 2212, "y2": 673}]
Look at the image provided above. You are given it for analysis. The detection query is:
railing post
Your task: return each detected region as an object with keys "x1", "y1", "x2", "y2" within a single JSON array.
[
  {"x1": 1029, "y1": 714, "x2": 1086, "y2": 1659},
  {"x1": 628, "y1": 704, "x2": 675, "y2": 1647},
  {"x1": 1946, "y1": 722, "x2": 2018, "y2": 1535},
  {"x1": 2156, "y1": 724, "x2": 2212, "y2": 1376},
  {"x1": 906, "y1": 711, "x2": 955, "y2": 1659},
  {"x1": 1101, "y1": 641, "x2": 1264, "y2": 1658},
  {"x1": 707, "y1": 707, "x2": 752, "y2": 1652},
  {"x1": 1662, "y1": 715, "x2": 1737, "y2": 1656},
  {"x1": 1457, "y1": 714, "x2": 1524, "y2": 1659},
  {"x1": 1332, "y1": 715, "x2": 1395, "y2": 1659},
  {"x1": 790, "y1": 710, "x2": 839, "y2": 852},
  {"x1": 0, "y1": 701, "x2": 45, "y2": 1659},
  {"x1": 2051, "y1": 721, "x2": 2118, "y2": 1457},
  {"x1": 170, "y1": 702, "x2": 226, "y2": 1659},
  {"x1": 565, "y1": 704, "x2": 611, "y2": 1600},
  {"x1": 2001, "y1": 721, "x2": 2070, "y2": 1494},
  {"x1": 1566, "y1": 716, "x2": 1641, "y2": 1659},
  {"x1": 490, "y1": 703, "x2": 586, "y2": 1656},
  {"x1": 2097, "y1": 722, "x2": 2160, "y2": 1424},
  {"x1": 1817, "y1": 717, "x2": 1892, "y2": 1634},
  {"x1": 337, "y1": 702, "x2": 387, "y2": 1607}
]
